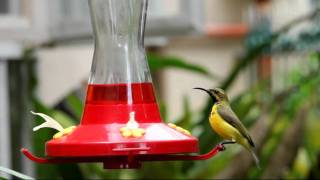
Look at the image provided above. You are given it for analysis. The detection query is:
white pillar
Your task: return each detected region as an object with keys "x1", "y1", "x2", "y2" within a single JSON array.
[
  {"x1": 0, "y1": 41, "x2": 22, "y2": 178},
  {"x1": 0, "y1": 60, "x2": 11, "y2": 179}
]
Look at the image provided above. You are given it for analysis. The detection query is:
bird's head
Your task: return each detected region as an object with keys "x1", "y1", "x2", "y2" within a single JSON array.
[{"x1": 194, "y1": 87, "x2": 229, "y2": 103}]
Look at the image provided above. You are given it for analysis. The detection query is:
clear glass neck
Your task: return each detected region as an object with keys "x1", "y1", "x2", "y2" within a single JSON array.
[{"x1": 88, "y1": 0, "x2": 150, "y2": 84}]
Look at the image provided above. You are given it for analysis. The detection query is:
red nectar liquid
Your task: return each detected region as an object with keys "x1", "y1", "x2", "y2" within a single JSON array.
[
  {"x1": 81, "y1": 82, "x2": 162, "y2": 124},
  {"x1": 85, "y1": 82, "x2": 156, "y2": 104}
]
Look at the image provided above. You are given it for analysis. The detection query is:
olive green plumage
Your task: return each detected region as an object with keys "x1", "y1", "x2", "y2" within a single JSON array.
[{"x1": 216, "y1": 102, "x2": 255, "y2": 147}]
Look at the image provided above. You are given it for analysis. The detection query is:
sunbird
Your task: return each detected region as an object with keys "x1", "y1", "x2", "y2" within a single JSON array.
[{"x1": 194, "y1": 87, "x2": 260, "y2": 168}]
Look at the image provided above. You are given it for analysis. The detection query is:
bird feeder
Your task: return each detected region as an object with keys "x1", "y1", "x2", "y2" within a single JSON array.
[{"x1": 22, "y1": 0, "x2": 225, "y2": 169}]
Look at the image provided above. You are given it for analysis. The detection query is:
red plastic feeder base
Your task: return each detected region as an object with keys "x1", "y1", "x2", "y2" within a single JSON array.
[
  {"x1": 46, "y1": 123, "x2": 198, "y2": 157},
  {"x1": 45, "y1": 83, "x2": 198, "y2": 159},
  {"x1": 22, "y1": 83, "x2": 227, "y2": 169}
]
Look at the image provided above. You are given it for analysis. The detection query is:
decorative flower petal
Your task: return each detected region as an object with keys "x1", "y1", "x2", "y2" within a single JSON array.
[
  {"x1": 126, "y1": 112, "x2": 139, "y2": 129},
  {"x1": 31, "y1": 111, "x2": 64, "y2": 132}
]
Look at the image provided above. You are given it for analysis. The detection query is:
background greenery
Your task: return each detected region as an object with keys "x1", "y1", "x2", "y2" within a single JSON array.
[{"x1": 6, "y1": 8, "x2": 320, "y2": 179}]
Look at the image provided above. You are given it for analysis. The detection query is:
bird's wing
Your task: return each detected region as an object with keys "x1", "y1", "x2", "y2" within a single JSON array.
[{"x1": 217, "y1": 104, "x2": 255, "y2": 147}]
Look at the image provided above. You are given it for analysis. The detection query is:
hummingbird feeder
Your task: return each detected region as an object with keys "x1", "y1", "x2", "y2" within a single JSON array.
[{"x1": 22, "y1": 0, "x2": 225, "y2": 169}]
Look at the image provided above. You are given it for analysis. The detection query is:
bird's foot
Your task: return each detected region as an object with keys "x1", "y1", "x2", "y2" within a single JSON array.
[
  {"x1": 221, "y1": 140, "x2": 236, "y2": 145},
  {"x1": 218, "y1": 140, "x2": 236, "y2": 151},
  {"x1": 218, "y1": 144, "x2": 226, "y2": 151}
]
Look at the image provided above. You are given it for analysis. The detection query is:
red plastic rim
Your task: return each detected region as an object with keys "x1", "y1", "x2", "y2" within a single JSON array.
[
  {"x1": 46, "y1": 123, "x2": 199, "y2": 157},
  {"x1": 22, "y1": 143, "x2": 225, "y2": 169}
]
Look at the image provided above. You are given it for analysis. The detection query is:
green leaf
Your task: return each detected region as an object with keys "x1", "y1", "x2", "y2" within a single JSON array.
[
  {"x1": 175, "y1": 96, "x2": 192, "y2": 128},
  {"x1": 66, "y1": 93, "x2": 83, "y2": 119},
  {"x1": 51, "y1": 110, "x2": 76, "y2": 128}
]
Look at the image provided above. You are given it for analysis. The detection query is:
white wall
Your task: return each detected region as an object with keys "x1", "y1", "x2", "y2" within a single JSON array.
[
  {"x1": 161, "y1": 37, "x2": 250, "y2": 121},
  {"x1": 37, "y1": 44, "x2": 93, "y2": 106},
  {"x1": 205, "y1": 0, "x2": 251, "y2": 24},
  {"x1": 160, "y1": 0, "x2": 253, "y2": 121}
]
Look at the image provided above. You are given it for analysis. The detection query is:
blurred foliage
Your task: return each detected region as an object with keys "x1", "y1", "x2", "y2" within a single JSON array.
[{"x1": 10, "y1": 7, "x2": 320, "y2": 180}]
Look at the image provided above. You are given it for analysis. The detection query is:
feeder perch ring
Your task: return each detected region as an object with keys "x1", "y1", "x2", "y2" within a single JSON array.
[{"x1": 21, "y1": 143, "x2": 225, "y2": 169}]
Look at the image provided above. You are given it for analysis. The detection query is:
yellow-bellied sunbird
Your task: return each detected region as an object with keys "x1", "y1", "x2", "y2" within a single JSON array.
[{"x1": 194, "y1": 87, "x2": 260, "y2": 167}]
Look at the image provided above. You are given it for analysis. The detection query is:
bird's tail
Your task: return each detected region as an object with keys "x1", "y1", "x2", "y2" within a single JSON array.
[
  {"x1": 249, "y1": 149, "x2": 260, "y2": 169},
  {"x1": 241, "y1": 140, "x2": 260, "y2": 169}
]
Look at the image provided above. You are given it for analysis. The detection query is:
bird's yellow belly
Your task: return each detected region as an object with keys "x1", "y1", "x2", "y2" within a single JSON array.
[{"x1": 209, "y1": 111, "x2": 241, "y2": 141}]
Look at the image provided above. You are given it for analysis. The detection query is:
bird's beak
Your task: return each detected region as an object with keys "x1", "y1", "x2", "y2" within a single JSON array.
[
  {"x1": 193, "y1": 87, "x2": 211, "y2": 95},
  {"x1": 193, "y1": 87, "x2": 216, "y2": 102}
]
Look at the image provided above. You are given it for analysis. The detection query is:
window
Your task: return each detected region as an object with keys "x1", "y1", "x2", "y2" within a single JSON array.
[
  {"x1": 49, "y1": 0, "x2": 92, "y2": 40},
  {"x1": 0, "y1": 0, "x2": 22, "y2": 16},
  {"x1": 0, "y1": 0, "x2": 32, "y2": 41},
  {"x1": 0, "y1": 0, "x2": 9, "y2": 14},
  {"x1": 146, "y1": 0, "x2": 204, "y2": 36}
]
